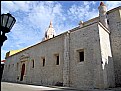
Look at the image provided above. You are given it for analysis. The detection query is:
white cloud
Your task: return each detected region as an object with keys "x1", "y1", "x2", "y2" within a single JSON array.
[
  {"x1": 67, "y1": 1, "x2": 98, "y2": 22},
  {"x1": 26, "y1": 2, "x2": 67, "y2": 36},
  {"x1": 105, "y1": 1, "x2": 121, "y2": 10},
  {"x1": 53, "y1": 4, "x2": 62, "y2": 15},
  {"x1": 12, "y1": 1, "x2": 31, "y2": 12},
  {"x1": 1, "y1": 1, "x2": 17, "y2": 13},
  {"x1": 1, "y1": 1, "x2": 66, "y2": 57},
  {"x1": 83, "y1": 1, "x2": 91, "y2": 6},
  {"x1": 1, "y1": 1, "x2": 34, "y2": 13}
]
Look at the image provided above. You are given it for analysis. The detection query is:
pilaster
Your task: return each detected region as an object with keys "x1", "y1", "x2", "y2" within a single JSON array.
[{"x1": 63, "y1": 31, "x2": 70, "y2": 86}]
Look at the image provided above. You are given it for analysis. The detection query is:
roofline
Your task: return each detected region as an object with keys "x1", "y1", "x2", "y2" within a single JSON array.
[
  {"x1": 84, "y1": 17, "x2": 99, "y2": 24},
  {"x1": 6, "y1": 21, "x2": 100, "y2": 59},
  {"x1": 69, "y1": 17, "x2": 99, "y2": 33},
  {"x1": 5, "y1": 31, "x2": 67, "y2": 59},
  {"x1": 107, "y1": 6, "x2": 121, "y2": 14}
]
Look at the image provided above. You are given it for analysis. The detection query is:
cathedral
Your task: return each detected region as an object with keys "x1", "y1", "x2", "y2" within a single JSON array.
[{"x1": 2, "y1": 2, "x2": 121, "y2": 89}]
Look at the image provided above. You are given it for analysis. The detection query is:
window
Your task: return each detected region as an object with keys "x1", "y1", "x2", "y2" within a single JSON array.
[
  {"x1": 54, "y1": 54, "x2": 59, "y2": 65},
  {"x1": 56, "y1": 55, "x2": 59, "y2": 65},
  {"x1": 42, "y1": 58, "x2": 45, "y2": 67},
  {"x1": 32, "y1": 60, "x2": 34, "y2": 68},
  {"x1": 77, "y1": 49, "x2": 84, "y2": 62},
  {"x1": 79, "y1": 51, "x2": 84, "y2": 62}
]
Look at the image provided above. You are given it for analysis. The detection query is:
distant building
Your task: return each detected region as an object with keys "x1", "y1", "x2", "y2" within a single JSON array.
[{"x1": 2, "y1": 2, "x2": 121, "y2": 89}]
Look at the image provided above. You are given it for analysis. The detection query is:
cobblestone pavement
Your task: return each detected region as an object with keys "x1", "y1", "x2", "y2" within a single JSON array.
[{"x1": 1, "y1": 82, "x2": 121, "y2": 91}]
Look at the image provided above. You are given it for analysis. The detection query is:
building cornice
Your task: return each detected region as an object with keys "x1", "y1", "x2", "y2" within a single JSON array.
[{"x1": 107, "y1": 6, "x2": 121, "y2": 14}]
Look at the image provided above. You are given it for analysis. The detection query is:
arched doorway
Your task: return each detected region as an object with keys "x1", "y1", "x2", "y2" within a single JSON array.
[{"x1": 20, "y1": 63, "x2": 25, "y2": 81}]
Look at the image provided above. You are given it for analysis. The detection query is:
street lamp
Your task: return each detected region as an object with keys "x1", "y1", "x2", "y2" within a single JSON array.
[{"x1": 1, "y1": 13, "x2": 16, "y2": 47}]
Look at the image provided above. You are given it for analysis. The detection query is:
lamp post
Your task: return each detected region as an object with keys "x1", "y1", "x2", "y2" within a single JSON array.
[{"x1": 1, "y1": 13, "x2": 16, "y2": 47}]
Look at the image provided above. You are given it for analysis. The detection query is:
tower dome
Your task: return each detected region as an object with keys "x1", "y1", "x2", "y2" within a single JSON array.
[{"x1": 43, "y1": 21, "x2": 56, "y2": 41}]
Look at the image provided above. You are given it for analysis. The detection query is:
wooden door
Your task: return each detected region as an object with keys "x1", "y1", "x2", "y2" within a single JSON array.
[{"x1": 20, "y1": 63, "x2": 25, "y2": 81}]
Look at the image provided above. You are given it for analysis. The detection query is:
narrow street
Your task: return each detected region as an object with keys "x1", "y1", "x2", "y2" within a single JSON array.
[
  {"x1": 1, "y1": 82, "x2": 121, "y2": 91},
  {"x1": 1, "y1": 82, "x2": 78, "y2": 91}
]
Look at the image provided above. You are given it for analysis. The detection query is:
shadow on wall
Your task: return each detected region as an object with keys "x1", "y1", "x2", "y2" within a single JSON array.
[
  {"x1": 102, "y1": 56, "x2": 121, "y2": 88},
  {"x1": 1, "y1": 64, "x2": 4, "y2": 81},
  {"x1": 54, "y1": 82, "x2": 63, "y2": 86}
]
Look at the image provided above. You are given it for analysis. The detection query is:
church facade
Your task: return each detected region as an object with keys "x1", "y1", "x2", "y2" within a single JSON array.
[{"x1": 2, "y1": 2, "x2": 121, "y2": 89}]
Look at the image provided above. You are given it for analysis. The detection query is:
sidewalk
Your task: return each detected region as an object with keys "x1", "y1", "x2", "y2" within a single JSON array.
[{"x1": 1, "y1": 81, "x2": 121, "y2": 91}]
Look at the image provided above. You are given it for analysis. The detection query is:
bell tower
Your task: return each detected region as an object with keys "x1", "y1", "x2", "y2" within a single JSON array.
[{"x1": 98, "y1": 2, "x2": 108, "y2": 28}]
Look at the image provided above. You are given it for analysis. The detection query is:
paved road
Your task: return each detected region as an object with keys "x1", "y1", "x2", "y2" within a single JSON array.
[
  {"x1": 1, "y1": 82, "x2": 121, "y2": 91},
  {"x1": 1, "y1": 82, "x2": 79, "y2": 91}
]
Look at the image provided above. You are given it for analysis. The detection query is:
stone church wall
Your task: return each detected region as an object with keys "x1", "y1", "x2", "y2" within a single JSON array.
[
  {"x1": 107, "y1": 7, "x2": 121, "y2": 87},
  {"x1": 2, "y1": 5, "x2": 121, "y2": 89},
  {"x1": 69, "y1": 22, "x2": 103, "y2": 89},
  {"x1": 2, "y1": 34, "x2": 65, "y2": 86}
]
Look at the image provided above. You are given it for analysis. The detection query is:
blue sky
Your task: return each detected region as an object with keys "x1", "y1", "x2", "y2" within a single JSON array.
[{"x1": 1, "y1": 1, "x2": 121, "y2": 60}]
